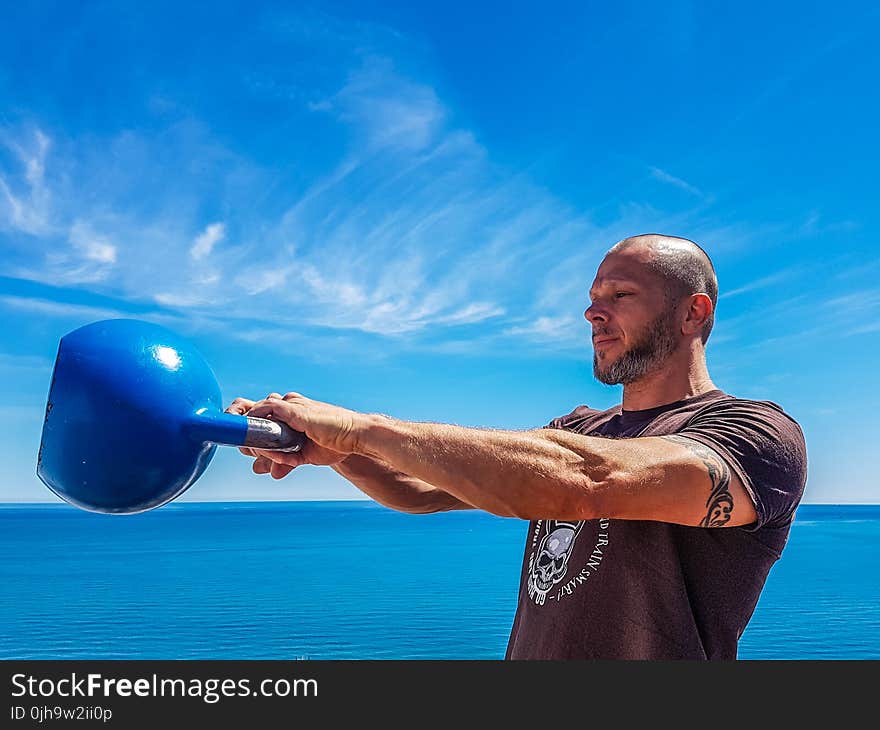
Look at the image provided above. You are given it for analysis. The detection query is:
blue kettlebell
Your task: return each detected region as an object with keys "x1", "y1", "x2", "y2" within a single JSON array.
[{"x1": 36, "y1": 318, "x2": 306, "y2": 514}]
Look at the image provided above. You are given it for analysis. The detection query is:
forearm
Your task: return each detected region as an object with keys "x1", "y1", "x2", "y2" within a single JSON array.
[
  {"x1": 331, "y1": 454, "x2": 474, "y2": 514},
  {"x1": 354, "y1": 416, "x2": 614, "y2": 520}
]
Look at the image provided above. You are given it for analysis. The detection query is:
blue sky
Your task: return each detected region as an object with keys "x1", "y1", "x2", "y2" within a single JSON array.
[{"x1": 1, "y1": 1, "x2": 877, "y2": 504}]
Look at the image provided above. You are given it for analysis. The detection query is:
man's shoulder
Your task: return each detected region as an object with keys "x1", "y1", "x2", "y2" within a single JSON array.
[
  {"x1": 691, "y1": 392, "x2": 804, "y2": 432},
  {"x1": 546, "y1": 392, "x2": 805, "y2": 441},
  {"x1": 659, "y1": 394, "x2": 808, "y2": 469}
]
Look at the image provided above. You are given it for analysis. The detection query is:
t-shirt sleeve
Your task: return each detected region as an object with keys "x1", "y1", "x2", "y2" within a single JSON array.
[
  {"x1": 675, "y1": 399, "x2": 808, "y2": 531},
  {"x1": 542, "y1": 405, "x2": 602, "y2": 431}
]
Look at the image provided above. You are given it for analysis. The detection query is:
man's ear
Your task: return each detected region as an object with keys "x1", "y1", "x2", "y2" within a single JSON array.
[{"x1": 682, "y1": 293, "x2": 713, "y2": 336}]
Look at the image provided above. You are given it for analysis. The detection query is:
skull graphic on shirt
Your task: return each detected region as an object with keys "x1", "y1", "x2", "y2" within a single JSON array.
[{"x1": 527, "y1": 520, "x2": 584, "y2": 605}]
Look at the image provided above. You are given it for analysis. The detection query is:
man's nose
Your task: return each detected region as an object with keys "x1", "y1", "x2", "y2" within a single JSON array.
[{"x1": 584, "y1": 303, "x2": 607, "y2": 324}]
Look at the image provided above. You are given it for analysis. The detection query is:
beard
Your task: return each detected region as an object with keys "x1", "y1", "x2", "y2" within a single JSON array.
[{"x1": 593, "y1": 307, "x2": 679, "y2": 385}]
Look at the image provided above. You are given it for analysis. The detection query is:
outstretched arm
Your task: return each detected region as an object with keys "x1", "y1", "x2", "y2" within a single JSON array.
[
  {"x1": 331, "y1": 455, "x2": 475, "y2": 514},
  {"x1": 246, "y1": 393, "x2": 757, "y2": 526},
  {"x1": 226, "y1": 397, "x2": 473, "y2": 514}
]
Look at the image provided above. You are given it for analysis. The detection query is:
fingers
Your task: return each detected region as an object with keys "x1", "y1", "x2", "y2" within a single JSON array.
[
  {"x1": 246, "y1": 398, "x2": 300, "y2": 427},
  {"x1": 227, "y1": 394, "x2": 286, "y2": 456},
  {"x1": 252, "y1": 455, "x2": 272, "y2": 475},
  {"x1": 232, "y1": 395, "x2": 304, "y2": 479},
  {"x1": 227, "y1": 393, "x2": 300, "y2": 413},
  {"x1": 226, "y1": 397, "x2": 258, "y2": 456},
  {"x1": 228, "y1": 393, "x2": 310, "y2": 461},
  {"x1": 247, "y1": 394, "x2": 285, "y2": 456},
  {"x1": 252, "y1": 448, "x2": 304, "y2": 468},
  {"x1": 252, "y1": 454, "x2": 297, "y2": 480},
  {"x1": 226, "y1": 397, "x2": 255, "y2": 416},
  {"x1": 270, "y1": 462, "x2": 295, "y2": 480}
]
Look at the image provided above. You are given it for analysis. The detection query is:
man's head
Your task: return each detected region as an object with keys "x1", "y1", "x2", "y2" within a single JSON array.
[{"x1": 585, "y1": 234, "x2": 717, "y2": 386}]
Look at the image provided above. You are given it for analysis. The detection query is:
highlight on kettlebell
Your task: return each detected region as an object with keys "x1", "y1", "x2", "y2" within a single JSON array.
[{"x1": 36, "y1": 318, "x2": 307, "y2": 515}]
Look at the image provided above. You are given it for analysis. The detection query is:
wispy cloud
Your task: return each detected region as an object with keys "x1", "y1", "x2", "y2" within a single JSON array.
[
  {"x1": 0, "y1": 294, "x2": 204, "y2": 340},
  {"x1": 504, "y1": 314, "x2": 583, "y2": 342},
  {"x1": 712, "y1": 282, "x2": 880, "y2": 353},
  {"x1": 719, "y1": 268, "x2": 798, "y2": 299},
  {"x1": 190, "y1": 222, "x2": 225, "y2": 261},
  {"x1": 799, "y1": 211, "x2": 858, "y2": 237},
  {"x1": 826, "y1": 288, "x2": 880, "y2": 313},
  {"x1": 0, "y1": 352, "x2": 54, "y2": 371},
  {"x1": 68, "y1": 222, "x2": 117, "y2": 264},
  {"x1": 649, "y1": 166, "x2": 703, "y2": 198},
  {"x1": 435, "y1": 303, "x2": 505, "y2": 326},
  {"x1": 0, "y1": 128, "x2": 53, "y2": 235},
  {"x1": 0, "y1": 36, "x2": 751, "y2": 354},
  {"x1": 326, "y1": 56, "x2": 446, "y2": 153},
  {"x1": 845, "y1": 321, "x2": 880, "y2": 336},
  {"x1": 0, "y1": 295, "x2": 130, "y2": 322}
]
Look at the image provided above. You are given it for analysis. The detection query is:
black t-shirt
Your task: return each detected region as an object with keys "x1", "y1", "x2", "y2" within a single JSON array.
[{"x1": 504, "y1": 389, "x2": 809, "y2": 660}]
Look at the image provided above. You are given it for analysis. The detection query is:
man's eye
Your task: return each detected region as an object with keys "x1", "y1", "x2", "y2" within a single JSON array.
[{"x1": 615, "y1": 292, "x2": 631, "y2": 298}]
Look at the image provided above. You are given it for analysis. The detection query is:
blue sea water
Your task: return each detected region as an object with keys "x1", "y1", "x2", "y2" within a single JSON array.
[{"x1": 0, "y1": 502, "x2": 877, "y2": 660}]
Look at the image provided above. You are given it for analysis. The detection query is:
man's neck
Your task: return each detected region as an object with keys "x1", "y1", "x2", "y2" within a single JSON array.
[{"x1": 620, "y1": 352, "x2": 716, "y2": 411}]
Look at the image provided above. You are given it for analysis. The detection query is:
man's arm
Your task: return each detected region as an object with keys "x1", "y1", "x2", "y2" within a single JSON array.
[
  {"x1": 246, "y1": 395, "x2": 757, "y2": 526},
  {"x1": 355, "y1": 417, "x2": 756, "y2": 525},
  {"x1": 226, "y1": 397, "x2": 473, "y2": 514},
  {"x1": 331, "y1": 455, "x2": 475, "y2": 514}
]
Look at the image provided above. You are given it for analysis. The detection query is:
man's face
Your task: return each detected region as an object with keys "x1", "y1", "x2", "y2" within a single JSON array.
[{"x1": 584, "y1": 250, "x2": 681, "y2": 386}]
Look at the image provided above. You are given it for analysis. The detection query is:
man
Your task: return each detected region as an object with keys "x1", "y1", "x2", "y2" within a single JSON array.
[{"x1": 227, "y1": 233, "x2": 808, "y2": 660}]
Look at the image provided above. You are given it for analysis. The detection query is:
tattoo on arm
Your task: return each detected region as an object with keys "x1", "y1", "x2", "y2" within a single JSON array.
[{"x1": 661, "y1": 435, "x2": 734, "y2": 527}]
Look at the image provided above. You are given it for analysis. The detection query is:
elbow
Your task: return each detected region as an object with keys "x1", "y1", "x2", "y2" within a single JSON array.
[
  {"x1": 531, "y1": 436, "x2": 618, "y2": 520},
  {"x1": 471, "y1": 471, "x2": 613, "y2": 522},
  {"x1": 551, "y1": 470, "x2": 615, "y2": 522},
  {"x1": 367, "y1": 494, "x2": 426, "y2": 515},
  {"x1": 377, "y1": 499, "x2": 435, "y2": 515},
  {"x1": 386, "y1": 491, "x2": 470, "y2": 515},
  {"x1": 491, "y1": 485, "x2": 601, "y2": 522}
]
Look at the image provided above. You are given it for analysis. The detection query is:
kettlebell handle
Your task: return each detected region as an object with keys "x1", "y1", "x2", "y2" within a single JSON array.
[
  {"x1": 242, "y1": 415, "x2": 307, "y2": 452},
  {"x1": 185, "y1": 410, "x2": 307, "y2": 453}
]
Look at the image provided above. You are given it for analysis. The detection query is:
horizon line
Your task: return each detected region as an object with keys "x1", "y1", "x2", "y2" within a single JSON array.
[{"x1": 0, "y1": 499, "x2": 876, "y2": 507}]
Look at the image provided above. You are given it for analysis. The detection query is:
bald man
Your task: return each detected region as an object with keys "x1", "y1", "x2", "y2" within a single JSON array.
[{"x1": 228, "y1": 234, "x2": 808, "y2": 660}]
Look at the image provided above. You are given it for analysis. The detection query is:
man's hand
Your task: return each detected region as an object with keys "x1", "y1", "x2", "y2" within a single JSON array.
[
  {"x1": 228, "y1": 394, "x2": 471, "y2": 513},
  {"x1": 225, "y1": 393, "x2": 351, "y2": 479},
  {"x1": 245, "y1": 392, "x2": 368, "y2": 455}
]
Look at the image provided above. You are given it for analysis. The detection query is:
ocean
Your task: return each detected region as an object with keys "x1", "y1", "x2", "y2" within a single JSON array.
[{"x1": 0, "y1": 502, "x2": 877, "y2": 660}]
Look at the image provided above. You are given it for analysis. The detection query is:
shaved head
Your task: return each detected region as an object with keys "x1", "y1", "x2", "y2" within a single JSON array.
[{"x1": 608, "y1": 234, "x2": 718, "y2": 344}]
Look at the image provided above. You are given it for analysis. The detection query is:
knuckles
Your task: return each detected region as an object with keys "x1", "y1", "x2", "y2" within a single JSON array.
[{"x1": 227, "y1": 397, "x2": 255, "y2": 414}]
